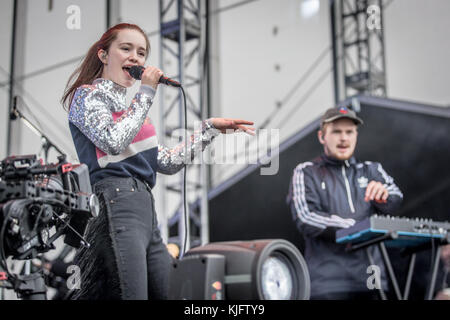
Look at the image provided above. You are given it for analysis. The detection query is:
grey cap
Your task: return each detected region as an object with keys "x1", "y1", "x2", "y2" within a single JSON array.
[{"x1": 321, "y1": 106, "x2": 364, "y2": 127}]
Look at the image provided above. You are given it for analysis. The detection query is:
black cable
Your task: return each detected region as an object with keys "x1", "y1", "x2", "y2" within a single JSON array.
[
  {"x1": 204, "y1": 0, "x2": 212, "y2": 189},
  {"x1": 179, "y1": 85, "x2": 188, "y2": 258}
]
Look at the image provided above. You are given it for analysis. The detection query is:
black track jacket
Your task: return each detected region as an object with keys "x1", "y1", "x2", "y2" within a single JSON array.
[{"x1": 288, "y1": 154, "x2": 403, "y2": 297}]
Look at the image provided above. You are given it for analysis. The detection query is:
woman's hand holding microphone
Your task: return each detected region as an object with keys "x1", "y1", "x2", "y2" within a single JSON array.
[{"x1": 140, "y1": 66, "x2": 164, "y2": 90}]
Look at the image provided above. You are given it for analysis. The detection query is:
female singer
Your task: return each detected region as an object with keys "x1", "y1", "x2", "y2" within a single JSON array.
[{"x1": 62, "y1": 23, "x2": 254, "y2": 300}]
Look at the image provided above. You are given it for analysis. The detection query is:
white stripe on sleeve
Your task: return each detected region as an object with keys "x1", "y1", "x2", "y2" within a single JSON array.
[{"x1": 292, "y1": 163, "x2": 352, "y2": 229}]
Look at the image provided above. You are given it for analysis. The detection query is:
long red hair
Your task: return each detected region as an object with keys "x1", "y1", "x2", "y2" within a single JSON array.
[{"x1": 61, "y1": 23, "x2": 150, "y2": 110}]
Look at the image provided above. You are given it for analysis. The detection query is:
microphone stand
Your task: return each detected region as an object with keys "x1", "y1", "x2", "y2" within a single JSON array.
[{"x1": 10, "y1": 96, "x2": 66, "y2": 163}]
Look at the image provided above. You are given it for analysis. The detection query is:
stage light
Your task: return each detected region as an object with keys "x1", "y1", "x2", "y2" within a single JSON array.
[{"x1": 168, "y1": 239, "x2": 310, "y2": 300}]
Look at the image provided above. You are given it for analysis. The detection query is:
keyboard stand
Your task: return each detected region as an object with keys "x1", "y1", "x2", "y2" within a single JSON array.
[{"x1": 344, "y1": 232, "x2": 447, "y2": 300}]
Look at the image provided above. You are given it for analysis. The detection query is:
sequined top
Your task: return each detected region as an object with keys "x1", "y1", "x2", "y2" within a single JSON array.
[{"x1": 68, "y1": 78, "x2": 220, "y2": 188}]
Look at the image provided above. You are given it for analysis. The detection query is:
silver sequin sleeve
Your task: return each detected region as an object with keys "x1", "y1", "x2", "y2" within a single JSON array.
[
  {"x1": 69, "y1": 83, "x2": 156, "y2": 155},
  {"x1": 157, "y1": 119, "x2": 221, "y2": 175}
]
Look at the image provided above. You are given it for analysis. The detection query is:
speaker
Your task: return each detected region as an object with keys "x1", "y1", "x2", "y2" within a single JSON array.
[
  {"x1": 169, "y1": 254, "x2": 225, "y2": 300},
  {"x1": 169, "y1": 239, "x2": 310, "y2": 300}
]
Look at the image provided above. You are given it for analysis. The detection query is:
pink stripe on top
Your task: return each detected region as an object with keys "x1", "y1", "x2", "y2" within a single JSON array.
[{"x1": 96, "y1": 113, "x2": 157, "y2": 160}]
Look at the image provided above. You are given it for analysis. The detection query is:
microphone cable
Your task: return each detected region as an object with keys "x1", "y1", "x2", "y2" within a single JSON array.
[
  {"x1": 179, "y1": 85, "x2": 189, "y2": 259},
  {"x1": 129, "y1": 66, "x2": 189, "y2": 258}
]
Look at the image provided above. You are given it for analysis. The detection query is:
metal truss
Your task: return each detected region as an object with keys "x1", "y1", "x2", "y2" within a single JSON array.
[
  {"x1": 330, "y1": 0, "x2": 387, "y2": 103},
  {"x1": 159, "y1": 0, "x2": 209, "y2": 253}
]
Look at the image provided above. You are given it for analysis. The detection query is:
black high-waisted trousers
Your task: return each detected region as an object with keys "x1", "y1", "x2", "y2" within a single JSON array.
[{"x1": 72, "y1": 176, "x2": 171, "y2": 300}]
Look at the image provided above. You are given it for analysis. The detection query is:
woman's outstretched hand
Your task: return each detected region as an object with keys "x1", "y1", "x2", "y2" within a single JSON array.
[{"x1": 209, "y1": 118, "x2": 255, "y2": 136}]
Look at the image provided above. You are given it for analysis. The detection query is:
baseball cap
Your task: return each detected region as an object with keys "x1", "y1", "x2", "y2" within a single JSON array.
[{"x1": 321, "y1": 106, "x2": 364, "y2": 127}]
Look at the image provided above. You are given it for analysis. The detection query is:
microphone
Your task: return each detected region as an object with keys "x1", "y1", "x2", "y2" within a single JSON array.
[{"x1": 128, "y1": 65, "x2": 181, "y2": 87}]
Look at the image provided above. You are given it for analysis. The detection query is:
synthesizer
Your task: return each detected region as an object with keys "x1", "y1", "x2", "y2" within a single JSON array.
[{"x1": 336, "y1": 215, "x2": 450, "y2": 247}]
